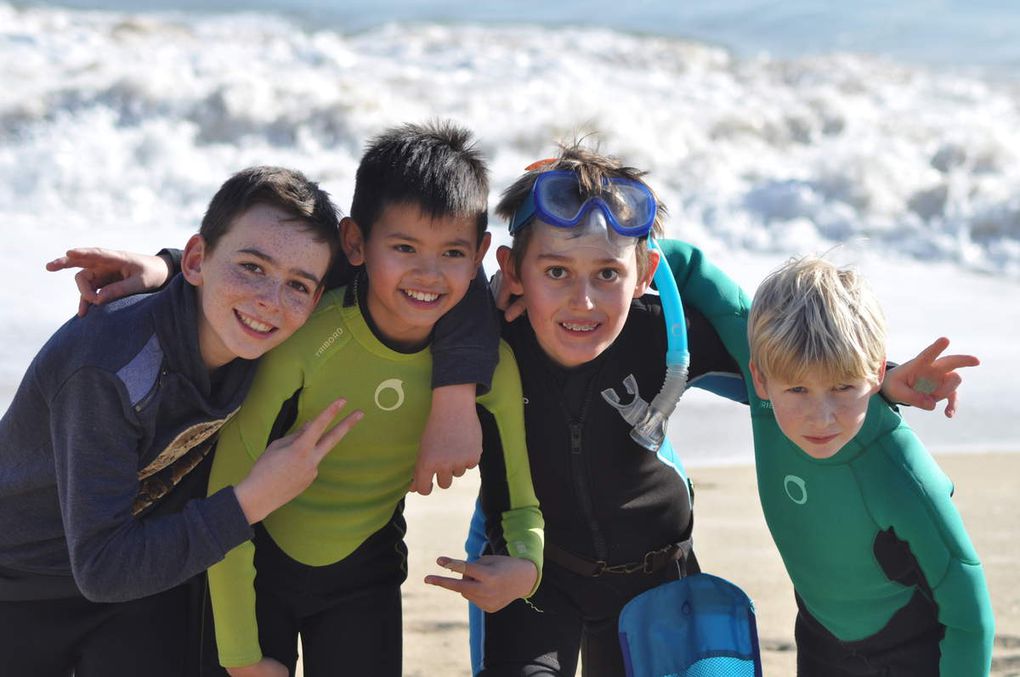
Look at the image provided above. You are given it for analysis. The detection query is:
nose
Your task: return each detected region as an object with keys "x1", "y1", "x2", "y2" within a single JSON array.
[
  {"x1": 412, "y1": 254, "x2": 442, "y2": 282},
  {"x1": 808, "y1": 396, "x2": 838, "y2": 425},
  {"x1": 254, "y1": 278, "x2": 284, "y2": 311},
  {"x1": 567, "y1": 278, "x2": 595, "y2": 311}
]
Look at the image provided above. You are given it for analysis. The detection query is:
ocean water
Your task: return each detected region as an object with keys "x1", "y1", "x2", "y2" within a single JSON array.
[{"x1": 2, "y1": 0, "x2": 1019, "y2": 462}]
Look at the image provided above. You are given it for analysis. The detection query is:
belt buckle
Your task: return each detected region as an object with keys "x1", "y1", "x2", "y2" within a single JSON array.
[
  {"x1": 592, "y1": 560, "x2": 608, "y2": 577},
  {"x1": 642, "y1": 550, "x2": 657, "y2": 574}
]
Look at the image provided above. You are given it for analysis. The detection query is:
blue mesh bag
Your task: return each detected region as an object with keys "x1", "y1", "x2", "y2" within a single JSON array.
[{"x1": 618, "y1": 573, "x2": 763, "y2": 677}]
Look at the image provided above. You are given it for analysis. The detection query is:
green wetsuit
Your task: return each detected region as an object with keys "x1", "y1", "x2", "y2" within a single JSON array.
[
  {"x1": 660, "y1": 242, "x2": 994, "y2": 675},
  {"x1": 207, "y1": 286, "x2": 544, "y2": 667}
]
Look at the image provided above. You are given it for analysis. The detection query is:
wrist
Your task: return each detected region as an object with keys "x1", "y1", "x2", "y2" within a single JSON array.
[{"x1": 232, "y1": 482, "x2": 266, "y2": 525}]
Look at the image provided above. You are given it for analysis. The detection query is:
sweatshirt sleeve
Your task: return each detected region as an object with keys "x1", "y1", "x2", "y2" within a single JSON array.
[
  {"x1": 49, "y1": 367, "x2": 251, "y2": 603},
  {"x1": 430, "y1": 266, "x2": 500, "y2": 393},
  {"x1": 478, "y1": 342, "x2": 544, "y2": 594},
  {"x1": 206, "y1": 341, "x2": 308, "y2": 668}
]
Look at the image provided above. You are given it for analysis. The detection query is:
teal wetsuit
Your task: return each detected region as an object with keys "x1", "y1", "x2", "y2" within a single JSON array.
[
  {"x1": 665, "y1": 242, "x2": 995, "y2": 675},
  {"x1": 207, "y1": 285, "x2": 544, "y2": 669}
]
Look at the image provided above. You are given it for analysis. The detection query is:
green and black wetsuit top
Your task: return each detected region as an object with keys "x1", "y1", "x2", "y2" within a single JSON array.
[
  {"x1": 207, "y1": 285, "x2": 544, "y2": 668},
  {"x1": 668, "y1": 242, "x2": 995, "y2": 675}
]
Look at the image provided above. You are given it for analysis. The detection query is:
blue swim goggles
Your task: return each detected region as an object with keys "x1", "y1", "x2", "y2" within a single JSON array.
[{"x1": 508, "y1": 169, "x2": 657, "y2": 238}]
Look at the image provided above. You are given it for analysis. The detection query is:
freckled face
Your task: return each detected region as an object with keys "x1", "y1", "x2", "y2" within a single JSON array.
[
  {"x1": 184, "y1": 203, "x2": 333, "y2": 369},
  {"x1": 751, "y1": 364, "x2": 880, "y2": 459}
]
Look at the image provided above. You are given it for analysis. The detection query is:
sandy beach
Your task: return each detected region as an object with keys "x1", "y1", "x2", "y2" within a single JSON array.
[{"x1": 384, "y1": 452, "x2": 1020, "y2": 676}]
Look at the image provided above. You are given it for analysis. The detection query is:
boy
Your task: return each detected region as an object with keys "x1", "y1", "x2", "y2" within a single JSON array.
[
  {"x1": 426, "y1": 147, "x2": 748, "y2": 676},
  {"x1": 204, "y1": 122, "x2": 544, "y2": 677},
  {"x1": 430, "y1": 146, "x2": 977, "y2": 677},
  {"x1": 0, "y1": 166, "x2": 363, "y2": 676},
  {"x1": 747, "y1": 256, "x2": 993, "y2": 675}
]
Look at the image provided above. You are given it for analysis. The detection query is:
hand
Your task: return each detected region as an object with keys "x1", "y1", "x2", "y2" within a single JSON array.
[
  {"x1": 409, "y1": 384, "x2": 481, "y2": 495},
  {"x1": 225, "y1": 657, "x2": 289, "y2": 677},
  {"x1": 46, "y1": 247, "x2": 172, "y2": 317},
  {"x1": 234, "y1": 399, "x2": 363, "y2": 524},
  {"x1": 882, "y1": 337, "x2": 979, "y2": 418},
  {"x1": 424, "y1": 555, "x2": 538, "y2": 613},
  {"x1": 490, "y1": 269, "x2": 527, "y2": 323}
]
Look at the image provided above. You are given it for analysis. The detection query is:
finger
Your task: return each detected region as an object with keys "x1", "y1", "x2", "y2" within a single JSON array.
[
  {"x1": 436, "y1": 556, "x2": 473, "y2": 576},
  {"x1": 452, "y1": 465, "x2": 467, "y2": 478},
  {"x1": 504, "y1": 297, "x2": 527, "y2": 323},
  {"x1": 436, "y1": 469, "x2": 454, "y2": 490},
  {"x1": 423, "y1": 575, "x2": 473, "y2": 594},
  {"x1": 410, "y1": 465, "x2": 434, "y2": 496},
  {"x1": 95, "y1": 277, "x2": 144, "y2": 304},
  {"x1": 77, "y1": 296, "x2": 90, "y2": 318},
  {"x1": 74, "y1": 270, "x2": 102, "y2": 303},
  {"x1": 932, "y1": 354, "x2": 981, "y2": 371},
  {"x1": 913, "y1": 337, "x2": 950, "y2": 365},
  {"x1": 944, "y1": 390, "x2": 958, "y2": 419},
  {"x1": 313, "y1": 410, "x2": 364, "y2": 461}
]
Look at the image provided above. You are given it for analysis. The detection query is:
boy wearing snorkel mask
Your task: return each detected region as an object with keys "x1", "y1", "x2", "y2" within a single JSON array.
[{"x1": 425, "y1": 143, "x2": 979, "y2": 677}]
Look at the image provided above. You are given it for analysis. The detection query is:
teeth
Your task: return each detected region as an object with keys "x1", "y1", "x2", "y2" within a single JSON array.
[
  {"x1": 561, "y1": 322, "x2": 598, "y2": 332},
  {"x1": 404, "y1": 289, "x2": 440, "y2": 302},
  {"x1": 239, "y1": 313, "x2": 273, "y2": 333}
]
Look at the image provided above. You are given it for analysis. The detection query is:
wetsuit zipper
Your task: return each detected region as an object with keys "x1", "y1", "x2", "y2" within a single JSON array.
[{"x1": 568, "y1": 421, "x2": 609, "y2": 561}]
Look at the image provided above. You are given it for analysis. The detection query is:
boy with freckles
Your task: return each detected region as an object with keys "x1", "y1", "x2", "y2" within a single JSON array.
[{"x1": 0, "y1": 166, "x2": 363, "y2": 677}]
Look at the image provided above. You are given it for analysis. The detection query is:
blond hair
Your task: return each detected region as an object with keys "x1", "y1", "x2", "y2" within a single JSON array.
[{"x1": 749, "y1": 256, "x2": 886, "y2": 384}]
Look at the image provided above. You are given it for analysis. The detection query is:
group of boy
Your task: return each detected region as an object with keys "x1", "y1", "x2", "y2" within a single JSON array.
[{"x1": 0, "y1": 118, "x2": 994, "y2": 677}]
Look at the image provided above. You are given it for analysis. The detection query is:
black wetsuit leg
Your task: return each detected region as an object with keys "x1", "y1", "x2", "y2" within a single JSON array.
[
  {"x1": 201, "y1": 507, "x2": 408, "y2": 677},
  {"x1": 481, "y1": 556, "x2": 693, "y2": 677},
  {"x1": 0, "y1": 582, "x2": 191, "y2": 677}
]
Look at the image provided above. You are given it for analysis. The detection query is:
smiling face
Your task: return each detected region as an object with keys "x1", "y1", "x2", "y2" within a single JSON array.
[
  {"x1": 183, "y1": 203, "x2": 332, "y2": 369},
  {"x1": 342, "y1": 202, "x2": 490, "y2": 350},
  {"x1": 499, "y1": 220, "x2": 657, "y2": 369},
  {"x1": 751, "y1": 363, "x2": 884, "y2": 459}
]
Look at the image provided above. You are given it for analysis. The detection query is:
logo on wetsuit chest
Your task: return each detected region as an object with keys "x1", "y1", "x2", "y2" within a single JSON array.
[
  {"x1": 374, "y1": 379, "x2": 406, "y2": 411},
  {"x1": 784, "y1": 474, "x2": 808, "y2": 505}
]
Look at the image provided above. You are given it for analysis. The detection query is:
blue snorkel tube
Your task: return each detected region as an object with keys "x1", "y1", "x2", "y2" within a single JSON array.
[{"x1": 601, "y1": 239, "x2": 689, "y2": 451}]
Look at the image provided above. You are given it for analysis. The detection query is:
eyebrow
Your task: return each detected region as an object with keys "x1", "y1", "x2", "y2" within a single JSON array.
[
  {"x1": 534, "y1": 252, "x2": 626, "y2": 266},
  {"x1": 385, "y1": 232, "x2": 474, "y2": 248},
  {"x1": 237, "y1": 247, "x2": 323, "y2": 286}
]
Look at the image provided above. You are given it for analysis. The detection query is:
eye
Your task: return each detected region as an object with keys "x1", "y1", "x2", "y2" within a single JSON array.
[
  {"x1": 546, "y1": 266, "x2": 567, "y2": 280},
  {"x1": 288, "y1": 280, "x2": 312, "y2": 295},
  {"x1": 443, "y1": 248, "x2": 467, "y2": 258},
  {"x1": 394, "y1": 244, "x2": 415, "y2": 253},
  {"x1": 597, "y1": 268, "x2": 620, "y2": 282},
  {"x1": 240, "y1": 262, "x2": 264, "y2": 274},
  {"x1": 835, "y1": 383, "x2": 856, "y2": 392},
  {"x1": 786, "y1": 386, "x2": 807, "y2": 394}
]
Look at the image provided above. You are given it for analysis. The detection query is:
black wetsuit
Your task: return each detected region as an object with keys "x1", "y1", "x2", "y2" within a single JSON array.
[{"x1": 477, "y1": 288, "x2": 745, "y2": 677}]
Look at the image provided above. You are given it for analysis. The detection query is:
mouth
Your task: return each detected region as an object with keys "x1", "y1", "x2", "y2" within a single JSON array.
[
  {"x1": 234, "y1": 309, "x2": 277, "y2": 337},
  {"x1": 402, "y1": 288, "x2": 443, "y2": 305},
  {"x1": 803, "y1": 433, "x2": 839, "y2": 445},
  {"x1": 559, "y1": 320, "x2": 600, "y2": 334}
]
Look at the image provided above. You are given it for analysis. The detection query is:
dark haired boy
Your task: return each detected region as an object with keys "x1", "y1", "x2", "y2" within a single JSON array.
[
  {"x1": 0, "y1": 167, "x2": 363, "y2": 677},
  {"x1": 204, "y1": 122, "x2": 543, "y2": 677}
]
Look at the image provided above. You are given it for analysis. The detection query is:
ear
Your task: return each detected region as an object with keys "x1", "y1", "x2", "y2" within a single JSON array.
[
  {"x1": 473, "y1": 232, "x2": 492, "y2": 267},
  {"x1": 633, "y1": 246, "x2": 660, "y2": 298},
  {"x1": 749, "y1": 360, "x2": 770, "y2": 400},
  {"x1": 340, "y1": 217, "x2": 366, "y2": 266},
  {"x1": 495, "y1": 245, "x2": 525, "y2": 295},
  {"x1": 872, "y1": 358, "x2": 887, "y2": 394},
  {"x1": 181, "y1": 234, "x2": 207, "y2": 286}
]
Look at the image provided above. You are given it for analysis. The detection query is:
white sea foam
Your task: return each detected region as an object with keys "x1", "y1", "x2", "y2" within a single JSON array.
[{"x1": 2, "y1": 3, "x2": 1018, "y2": 459}]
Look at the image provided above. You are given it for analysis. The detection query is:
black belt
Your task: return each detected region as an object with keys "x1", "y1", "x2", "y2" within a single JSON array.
[{"x1": 546, "y1": 540, "x2": 691, "y2": 577}]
